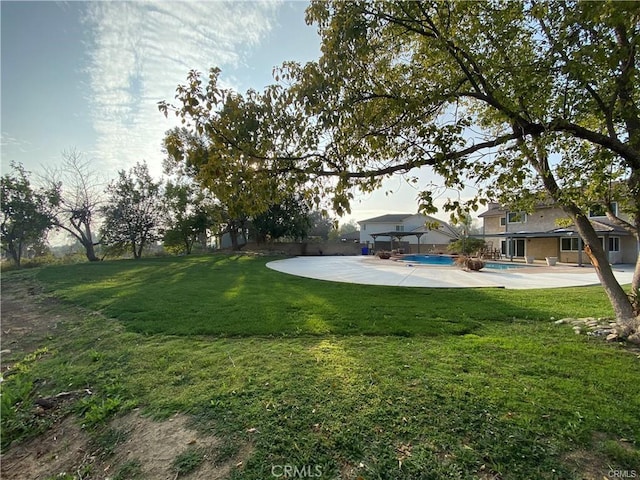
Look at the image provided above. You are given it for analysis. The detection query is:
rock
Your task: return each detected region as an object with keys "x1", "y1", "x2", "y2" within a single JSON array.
[
  {"x1": 554, "y1": 319, "x2": 567, "y2": 325},
  {"x1": 573, "y1": 327, "x2": 582, "y2": 334},
  {"x1": 606, "y1": 333, "x2": 619, "y2": 342},
  {"x1": 589, "y1": 329, "x2": 612, "y2": 337},
  {"x1": 35, "y1": 398, "x2": 56, "y2": 410},
  {"x1": 627, "y1": 333, "x2": 640, "y2": 345}
]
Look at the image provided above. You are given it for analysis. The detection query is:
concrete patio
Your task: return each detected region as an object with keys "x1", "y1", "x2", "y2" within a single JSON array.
[{"x1": 266, "y1": 256, "x2": 635, "y2": 289}]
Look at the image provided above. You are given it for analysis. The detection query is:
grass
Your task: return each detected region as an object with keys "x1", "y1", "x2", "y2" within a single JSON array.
[
  {"x1": 36, "y1": 254, "x2": 616, "y2": 336},
  {"x1": 2, "y1": 254, "x2": 639, "y2": 479},
  {"x1": 172, "y1": 447, "x2": 205, "y2": 476}
]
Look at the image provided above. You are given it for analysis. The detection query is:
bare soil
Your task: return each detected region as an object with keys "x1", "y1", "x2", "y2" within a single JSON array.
[
  {"x1": 0, "y1": 271, "x2": 251, "y2": 479},
  {"x1": 1, "y1": 410, "x2": 251, "y2": 480}
]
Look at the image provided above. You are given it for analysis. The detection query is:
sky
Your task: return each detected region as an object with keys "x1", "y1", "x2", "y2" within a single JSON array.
[{"x1": 1, "y1": 0, "x2": 463, "y2": 227}]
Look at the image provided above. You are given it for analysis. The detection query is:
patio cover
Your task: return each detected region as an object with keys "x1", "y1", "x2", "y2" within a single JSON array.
[{"x1": 369, "y1": 231, "x2": 426, "y2": 252}]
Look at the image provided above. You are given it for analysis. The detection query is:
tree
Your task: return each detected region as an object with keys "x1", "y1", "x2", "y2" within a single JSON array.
[
  {"x1": 160, "y1": 2, "x2": 640, "y2": 335},
  {"x1": 447, "y1": 237, "x2": 486, "y2": 256},
  {"x1": 159, "y1": 74, "x2": 293, "y2": 249},
  {"x1": 43, "y1": 149, "x2": 103, "y2": 261},
  {"x1": 250, "y1": 195, "x2": 312, "y2": 242},
  {"x1": 159, "y1": 70, "x2": 330, "y2": 251},
  {"x1": 285, "y1": 1, "x2": 640, "y2": 334},
  {"x1": 328, "y1": 219, "x2": 359, "y2": 241},
  {"x1": 1, "y1": 163, "x2": 59, "y2": 267},
  {"x1": 162, "y1": 180, "x2": 210, "y2": 254},
  {"x1": 308, "y1": 211, "x2": 335, "y2": 240},
  {"x1": 100, "y1": 162, "x2": 164, "y2": 259}
]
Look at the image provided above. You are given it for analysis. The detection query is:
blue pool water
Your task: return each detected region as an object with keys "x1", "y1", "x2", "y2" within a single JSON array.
[{"x1": 400, "y1": 255, "x2": 524, "y2": 270}]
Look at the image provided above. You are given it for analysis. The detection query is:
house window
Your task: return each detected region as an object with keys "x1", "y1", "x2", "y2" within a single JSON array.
[
  {"x1": 589, "y1": 202, "x2": 618, "y2": 217},
  {"x1": 500, "y1": 217, "x2": 506, "y2": 226},
  {"x1": 609, "y1": 237, "x2": 620, "y2": 252},
  {"x1": 507, "y1": 212, "x2": 526, "y2": 224},
  {"x1": 561, "y1": 237, "x2": 583, "y2": 251},
  {"x1": 362, "y1": 224, "x2": 366, "y2": 231},
  {"x1": 395, "y1": 225, "x2": 404, "y2": 232}
]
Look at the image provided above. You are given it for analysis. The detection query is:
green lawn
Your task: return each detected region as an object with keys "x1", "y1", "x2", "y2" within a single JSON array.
[
  {"x1": 3, "y1": 254, "x2": 639, "y2": 479},
  {"x1": 36, "y1": 254, "x2": 617, "y2": 336}
]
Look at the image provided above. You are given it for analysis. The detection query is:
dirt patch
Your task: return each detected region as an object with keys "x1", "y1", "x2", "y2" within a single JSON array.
[
  {"x1": 108, "y1": 411, "x2": 251, "y2": 479},
  {"x1": 1, "y1": 272, "x2": 63, "y2": 373},
  {"x1": 1, "y1": 272, "x2": 252, "y2": 479},
  {"x1": 562, "y1": 448, "x2": 609, "y2": 480},
  {"x1": 1, "y1": 411, "x2": 252, "y2": 479},
  {"x1": 562, "y1": 432, "x2": 637, "y2": 480}
]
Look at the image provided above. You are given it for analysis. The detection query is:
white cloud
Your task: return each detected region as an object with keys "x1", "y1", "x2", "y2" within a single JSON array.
[{"x1": 82, "y1": 0, "x2": 281, "y2": 178}]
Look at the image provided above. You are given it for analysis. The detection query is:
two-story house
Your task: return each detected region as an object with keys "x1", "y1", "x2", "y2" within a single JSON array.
[
  {"x1": 479, "y1": 202, "x2": 637, "y2": 264},
  {"x1": 358, "y1": 213, "x2": 459, "y2": 253}
]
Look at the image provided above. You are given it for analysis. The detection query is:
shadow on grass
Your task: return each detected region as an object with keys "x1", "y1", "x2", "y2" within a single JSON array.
[{"x1": 35, "y1": 254, "x2": 615, "y2": 338}]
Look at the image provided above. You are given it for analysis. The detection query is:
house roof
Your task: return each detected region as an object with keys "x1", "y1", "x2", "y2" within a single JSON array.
[
  {"x1": 409, "y1": 223, "x2": 460, "y2": 239},
  {"x1": 360, "y1": 213, "x2": 460, "y2": 238},
  {"x1": 486, "y1": 219, "x2": 631, "y2": 239},
  {"x1": 358, "y1": 214, "x2": 414, "y2": 224},
  {"x1": 340, "y1": 231, "x2": 361, "y2": 241},
  {"x1": 478, "y1": 202, "x2": 557, "y2": 218},
  {"x1": 588, "y1": 217, "x2": 631, "y2": 234}
]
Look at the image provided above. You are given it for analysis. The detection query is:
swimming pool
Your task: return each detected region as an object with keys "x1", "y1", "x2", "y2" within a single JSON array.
[{"x1": 400, "y1": 254, "x2": 525, "y2": 270}]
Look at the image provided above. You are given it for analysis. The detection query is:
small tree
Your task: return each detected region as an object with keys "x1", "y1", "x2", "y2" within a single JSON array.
[
  {"x1": 250, "y1": 195, "x2": 312, "y2": 242},
  {"x1": 308, "y1": 211, "x2": 335, "y2": 240},
  {"x1": 100, "y1": 162, "x2": 163, "y2": 259},
  {"x1": 162, "y1": 180, "x2": 210, "y2": 254},
  {"x1": 43, "y1": 149, "x2": 104, "y2": 261},
  {"x1": 1, "y1": 163, "x2": 58, "y2": 267},
  {"x1": 447, "y1": 237, "x2": 486, "y2": 256}
]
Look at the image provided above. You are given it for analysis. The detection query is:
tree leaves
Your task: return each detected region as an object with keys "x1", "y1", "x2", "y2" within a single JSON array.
[{"x1": 1, "y1": 163, "x2": 59, "y2": 267}]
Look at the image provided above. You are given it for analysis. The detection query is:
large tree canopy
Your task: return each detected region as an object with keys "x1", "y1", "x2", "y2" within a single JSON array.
[
  {"x1": 161, "y1": 1, "x2": 640, "y2": 333},
  {"x1": 292, "y1": 0, "x2": 640, "y2": 328}
]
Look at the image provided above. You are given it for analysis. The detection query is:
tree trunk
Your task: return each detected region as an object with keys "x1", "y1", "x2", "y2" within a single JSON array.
[
  {"x1": 633, "y1": 237, "x2": 640, "y2": 298},
  {"x1": 82, "y1": 239, "x2": 99, "y2": 262},
  {"x1": 572, "y1": 213, "x2": 636, "y2": 323},
  {"x1": 229, "y1": 229, "x2": 239, "y2": 250},
  {"x1": 8, "y1": 243, "x2": 21, "y2": 268},
  {"x1": 136, "y1": 240, "x2": 145, "y2": 259},
  {"x1": 83, "y1": 224, "x2": 99, "y2": 261}
]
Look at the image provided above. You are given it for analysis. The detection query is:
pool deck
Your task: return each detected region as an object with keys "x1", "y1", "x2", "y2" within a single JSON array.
[{"x1": 266, "y1": 256, "x2": 635, "y2": 289}]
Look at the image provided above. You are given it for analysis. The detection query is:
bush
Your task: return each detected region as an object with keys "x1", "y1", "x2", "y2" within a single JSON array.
[{"x1": 447, "y1": 237, "x2": 486, "y2": 255}]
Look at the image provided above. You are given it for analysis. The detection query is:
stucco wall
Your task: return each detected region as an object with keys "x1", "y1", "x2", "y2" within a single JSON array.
[
  {"x1": 620, "y1": 237, "x2": 638, "y2": 264},
  {"x1": 521, "y1": 207, "x2": 568, "y2": 231},
  {"x1": 526, "y1": 238, "x2": 558, "y2": 260},
  {"x1": 241, "y1": 242, "x2": 363, "y2": 256},
  {"x1": 483, "y1": 206, "x2": 568, "y2": 234}
]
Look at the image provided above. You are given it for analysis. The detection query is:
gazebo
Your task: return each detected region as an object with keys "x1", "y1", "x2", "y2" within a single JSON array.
[{"x1": 369, "y1": 231, "x2": 427, "y2": 253}]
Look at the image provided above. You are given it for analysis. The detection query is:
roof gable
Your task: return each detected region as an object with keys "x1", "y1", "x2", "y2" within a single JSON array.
[{"x1": 359, "y1": 214, "x2": 413, "y2": 224}]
